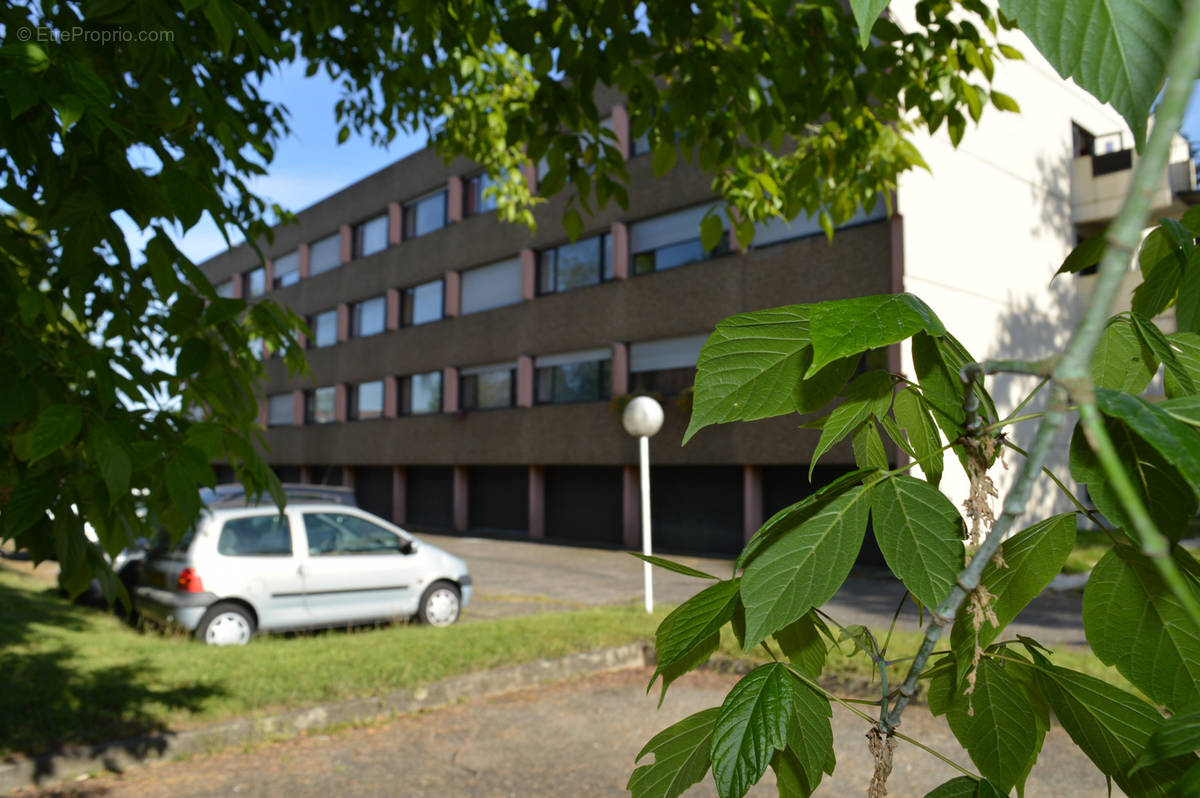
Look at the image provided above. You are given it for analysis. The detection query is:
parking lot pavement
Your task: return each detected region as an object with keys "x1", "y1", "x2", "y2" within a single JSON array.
[
  {"x1": 18, "y1": 667, "x2": 1116, "y2": 798},
  {"x1": 424, "y1": 534, "x2": 1090, "y2": 646}
]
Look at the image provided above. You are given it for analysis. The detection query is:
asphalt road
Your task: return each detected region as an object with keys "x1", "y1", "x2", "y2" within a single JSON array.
[{"x1": 14, "y1": 667, "x2": 1115, "y2": 798}]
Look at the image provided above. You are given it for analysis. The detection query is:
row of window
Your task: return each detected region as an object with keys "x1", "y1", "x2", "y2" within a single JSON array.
[{"x1": 265, "y1": 334, "x2": 709, "y2": 427}]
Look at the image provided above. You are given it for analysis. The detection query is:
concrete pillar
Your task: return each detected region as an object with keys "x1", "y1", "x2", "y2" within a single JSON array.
[
  {"x1": 386, "y1": 288, "x2": 401, "y2": 331},
  {"x1": 339, "y1": 223, "x2": 353, "y2": 263},
  {"x1": 343, "y1": 465, "x2": 356, "y2": 491},
  {"x1": 611, "y1": 104, "x2": 631, "y2": 160},
  {"x1": 729, "y1": 211, "x2": 745, "y2": 254},
  {"x1": 743, "y1": 465, "x2": 763, "y2": 544},
  {"x1": 443, "y1": 366, "x2": 459, "y2": 413},
  {"x1": 611, "y1": 342, "x2": 629, "y2": 396},
  {"x1": 610, "y1": 222, "x2": 629, "y2": 279},
  {"x1": 256, "y1": 397, "x2": 268, "y2": 427},
  {"x1": 447, "y1": 176, "x2": 464, "y2": 223},
  {"x1": 528, "y1": 465, "x2": 545, "y2": 539},
  {"x1": 622, "y1": 465, "x2": 640, "y2": 549},
  {"x1": 292, "y1": 389, "x2": 305, "y2": 426},
  {"x1": 263, "y1": 258, "x2": 274, "y2": 293},
  {"x1": 388, "y1": 201, "x2": 403, "y2": 245},
  {"x1": 298, "y1": 243, "x2": 311, "y2": 279},
  {"x1": 384, "y1": 375, "x2": 399, "y2": 418},
  {"x1": 444, "y1": 271, "x2": 461, "y2": 318},
  {"x1": 299, "y1": 465, "x2": 313, "y2": 484},
  {"x1": 337, "y1": 303, "x2": 350, "y2": 342},
  {"x1": 520, "y1": 248, "x2": 537, "y2": 300},
  {"x1": 521, "y1": 162, "x2": 538, "y2": 194},
  {"x1": 392, "y1": 466, "x2": 406, "y2": 525},
  {"x1": 231, "y1": 273, "x2": 244, "y2": 299},
  {"x1": 453, "y1": 465, "x2": 468, "y2": 533},
  {"x1": 335, "y1": 383, "x2": 347, "y2": 423},
  {"x1": 517, "y1": 355, "x2": 535, "y2": 407}
]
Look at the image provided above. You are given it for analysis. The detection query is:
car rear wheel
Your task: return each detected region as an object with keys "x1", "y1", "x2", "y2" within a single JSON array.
[
  {"x1": 417, "y1": 581, "x2": 461, "y2": 627},
  {"x1": 197, "y1": 602, "x2": 255, "y2": 646}
]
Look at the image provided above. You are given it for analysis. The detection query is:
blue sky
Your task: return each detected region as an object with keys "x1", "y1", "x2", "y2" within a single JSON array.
[{"x1": 168, "y1": 65, "x2": 1200, "y2": 265}]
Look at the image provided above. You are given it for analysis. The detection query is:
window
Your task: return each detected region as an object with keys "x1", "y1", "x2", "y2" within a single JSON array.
[
  {"x1": 309, "y1": 232, "x2": 342, "y2": 276},
  {"x1": 461, "y1": 257, "x2": 522, "y2": 315},
  {"x1": 351, "y1": 296, "x2": 386, "y2": 338},
  {"x1": 308, "y1": 309, "x2": 338, "y2": 348},
  {"x1": 404, "y1": 280, "x2": 444, "y2": 326},
  {"x1": 402, "y1": 371, "x2": 443, "y2": 415},
  {"x1": 244, "y1": 266, "x2": 265, "y2": 297},
  {"x1": 304, "y1": 512, "x2": 402, "y2": 556},
  {"x1": 217, "y1": 515, "x2": 293, "y2": 557},
  {"x1": 535, "y1": 349, "x2": 612, "y2": 404},
  {"x1": 460, "y1": 363, "x2": 516, "y2": 410},
  {"x1": 538, "y1": 234, "x2": 612, "y2": 294},
  {"x1": 351, "y1": 380, "x2": 385, "y2": 420},
  {"x1": 272, "y1": 250, "x2": 300, "y2": 288},
  {"x1": 751, "y1": 201, "x2": 886, "y2": 249},
  {"x1": 629, "y1": 334, "x2": 707, "y2": 395},
  {"x1": 630, "y1": 204, "x2": 729, "y2": 276},
  {"x1": 355, "y1": 214, "x2": 389, "y2": 258},
  {"x1": 215, "y1": 279, "x2": 235, "y2": 298},
  {"x1": 306, "y1": 386, "x2": 336, "y2": 424},
  {"x1": 266, "y1": 393, "x2": 294, "y2": 426},
  {"x1": 465, "y1": 173, "x2": 498, "y2": 216},
  {"x1": 403, "y1": 190, "x2": 447, "y2": 238}
]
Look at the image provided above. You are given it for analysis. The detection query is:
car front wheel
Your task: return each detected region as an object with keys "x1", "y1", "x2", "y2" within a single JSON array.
[
  {"x1": 417, "y1": 581, "x2": 461, "y2": 627},
  {"x1": 196, "y1": 602, "x2": 256, "y2": 646}
]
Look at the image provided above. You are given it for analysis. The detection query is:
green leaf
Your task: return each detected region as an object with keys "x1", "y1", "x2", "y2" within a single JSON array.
[
  {"x1": 177, "y1": 338, "x2": 211, "y2": 377},
  {"x1": 997, "y1": 0, "x2": 1179, "y2": 146},
  {"x1": 810, "y1": 371, "x2": 894, "y2": 478},
  {"x1": 1095, "y1": 387, "x2": 1200, "y2": 500},
  {"x1": 562, "y1": 207, "x2": 584, "y2": 242},
  {"x1": 1091, "y1": 317, "x2": 1157, "y2": 394},
  {"x1": 912, "y1": 332, "x2": 995, "y2": 470},
  {"x1": 202, "y1": 0, "x2": 234, "y2": 53},
  {"x1": 1069, "y1": 420, "x2": 1198, "y2": 542},
  {"x1": 929, "y1": 659, "x2": 1041, "y2": 794},
  {"x1": 951, "y1": 514, "x2": 1076, "y2": 686},
  {"x1": 1165, "y1": 332, "x2": 1200, "y2": 399},
  {"x1": 700, "y1": 213, "x2": 725, "y2": 252},
  {"x1": 741, "y1": 485, "x2": 871, "y2": 648},
  {"x1": 685, "y1": 306, "x2": 856, "y2": 443},
  {"x1": 653, "y1": 579, "x2": 741, "y2": 691},
  {"x1": 91, "y1": 430, "x2": 132, "y2": 501},
  {"x1": 806, "y1": 293, "x2": 945, "y2": 377},
  {"x1": 1132, "y1": 257, "x2": 1183, "y2": 318},
  {"x1": 2, "y1": 473, "x2": 58, "y2": 537},
  {"x1": 1160, "y1": 395, "x2": 1200, "y2": 427},
  {"x1": 923, "y1": 777, "x2": 1006, "y2": 798},
  {"x1": 628, "y1": 707, "x2": 719, "y2": 798},
  {"x1": 1133, "y1": 707, "x2": 1200, "y2": 773},
  {"x1": 893, "y1": 386, "x2": 944, "y2": 487},
  {"x1": 1056, "y1": 230, "x2": 1107, "y2": 275},
  {"x1": 869, "y1": 475, "x2": 965, "y2": 610},
  {"x1": 772, "y1": 612, "x2": 828, "y2": 679},
  {"x1": 989, "y1": 90, "x2": 1020, "y2": 113},
  {"x1": 165, "y1": 456, "x2": 201, "y2": 523},
  {"x1": 31, "y1": 404, "x2": 84, "y2": 463},
  {"x1": 710, "y1": 663, "x2": 799, "y2": 798},
  {"x1": 1178, "y1": 253, "x2": 1200, "y2": 334},
  {"x1": 651, "y1": 141, "x2": 677, "y2": 177},
  {"x1": 657, "y1": 632, "x2": 722, "y2": 707},
  {"x1": 629, "y1": 553, "x2": 717, "y2": 580},
  {"x1": 777, "y1": 679, "x2": 835, "y2": 793},
  {"x1": 1084, "y1": 546, "x2": 1200, "y2": 713},
  {"x1": 1131, "y1": 313, "x2": 1195, "y2": 395},
  {"x1": 851, "y1": 419, "x2": 889, "y2": 471},
  {"x1": 850, "y1": 0, "x2": 891, "y2": 48},
  {"x1": 1030, "y1": 660, "x2": 1196, "y2": 796}
]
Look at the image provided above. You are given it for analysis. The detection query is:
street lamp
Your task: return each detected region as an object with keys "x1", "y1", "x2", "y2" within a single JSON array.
[{"x1": 622, "y1": 395, "x2": 664, "y2": 613}]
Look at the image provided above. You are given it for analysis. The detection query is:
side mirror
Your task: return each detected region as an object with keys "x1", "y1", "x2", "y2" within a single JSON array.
[{"x1": 399, "y1": 539, "x2": 416, "y2": 555}]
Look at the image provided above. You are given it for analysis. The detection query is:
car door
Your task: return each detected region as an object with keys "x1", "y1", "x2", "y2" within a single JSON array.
[
  {"x1": 297, "y1": 509, "x2": 424, "y2": 624},
  {"x1": 209, "y1": 510, "x2": 308, "y2": 630}
]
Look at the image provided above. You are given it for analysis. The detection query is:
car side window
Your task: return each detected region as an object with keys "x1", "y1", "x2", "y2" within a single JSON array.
[
  {"x1": 217, "y1": 515, "x2": 293, "y2": 557},
  {"x1": 304, "y1": 513, "x2": 403, "y2": 556}
]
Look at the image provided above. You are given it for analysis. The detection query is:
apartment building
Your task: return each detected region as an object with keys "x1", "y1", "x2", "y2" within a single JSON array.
[{"x1": 200, "y1": 66, "x2": 1196, "y2": 555}]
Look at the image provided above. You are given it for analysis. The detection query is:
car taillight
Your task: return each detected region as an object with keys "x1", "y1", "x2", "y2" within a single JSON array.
[{"x1": 177, "y1": 568, "x2": 204, "y2": 593}]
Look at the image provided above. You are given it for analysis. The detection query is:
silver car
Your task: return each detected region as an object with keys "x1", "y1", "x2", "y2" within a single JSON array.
[{"x1": 135, "y1": 497, "x2": 471, "y2": 645}]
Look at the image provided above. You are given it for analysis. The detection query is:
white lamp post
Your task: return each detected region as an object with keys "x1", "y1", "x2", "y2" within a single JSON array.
[{"x1": 622, "y1": 395, "x2": 664, "y2": 613}]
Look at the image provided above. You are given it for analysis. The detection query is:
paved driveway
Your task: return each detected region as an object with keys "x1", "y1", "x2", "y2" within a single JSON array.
[{"x1": 424, "y1": 534, "x2": 1089, "y2": 646}]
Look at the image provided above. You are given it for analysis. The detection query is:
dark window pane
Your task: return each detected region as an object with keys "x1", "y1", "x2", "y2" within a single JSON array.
[{"x1": 554, "y1": 237, "x2": 602, "y2": 292}]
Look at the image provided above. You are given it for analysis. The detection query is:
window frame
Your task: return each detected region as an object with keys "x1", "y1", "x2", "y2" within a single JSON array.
[
  {"x1": 307, "y1": 309, "x2": 339, "y2": 349},
  {"x1": 459, "y1": 363, "x2": 517, "y2": 411},
  {"x1": 350, "y1": 295, "x2": 387, "y2": 339},
  {"x1": 536, "y1": 233, "x2": 612, "y2": 296},
  {"x1": 401, "y1": 371, "x2": 443, "y2": 416},
  {"x1": 305, "y1": 386, "x2": 337, "y2": 424},
  {"x1": 350, "y1": 379, "x2": 385, "y2": 421},
  {"x1": 403, "y1": 279, "x2": 444, "y2": 326},
  {"x1": 402, "y1": 190, "x2": 449, "y2": 239},
  {"x1": 354, "y1": 213, "x2": 390, "y2": 259}
]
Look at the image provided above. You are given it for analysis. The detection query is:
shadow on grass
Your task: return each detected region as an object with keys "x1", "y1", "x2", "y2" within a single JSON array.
[{"x1": 0, "y1": 573, "x2": 222, "y2": 785}]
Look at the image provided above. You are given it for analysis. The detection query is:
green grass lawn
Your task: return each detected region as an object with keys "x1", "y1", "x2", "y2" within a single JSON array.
[{"x1": 0, "y1": 561, "x2": 1129, "y2": 759}]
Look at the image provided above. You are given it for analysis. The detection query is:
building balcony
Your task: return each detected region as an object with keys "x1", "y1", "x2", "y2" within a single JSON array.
[{"x1": 1070, "y1": 131, "x2": 1197, "y2": 229}]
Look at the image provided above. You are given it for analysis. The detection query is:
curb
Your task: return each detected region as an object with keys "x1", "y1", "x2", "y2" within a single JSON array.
[{"x1": 0, "y1": 642, "x2": 653, "y2": 794}]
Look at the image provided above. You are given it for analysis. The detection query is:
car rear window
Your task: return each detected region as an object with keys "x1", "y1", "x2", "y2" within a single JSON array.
[{"x1": 217, "y1": 515, "x2": 293, "y2": 557}]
